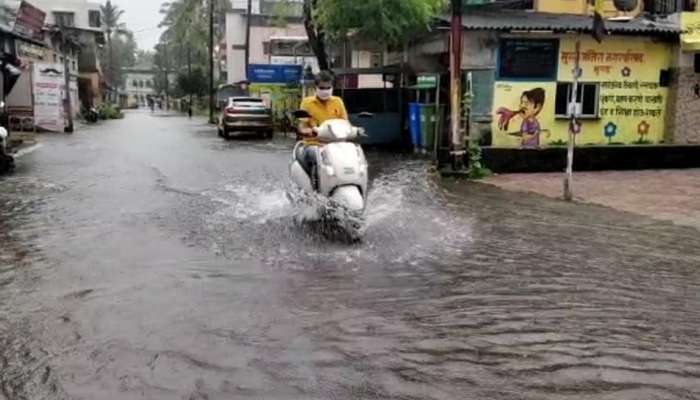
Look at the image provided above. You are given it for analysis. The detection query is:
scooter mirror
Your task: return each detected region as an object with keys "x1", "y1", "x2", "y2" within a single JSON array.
[
  {"x1": 358, "y1": 112, "x2": 374, "y2": 119},
  {"x1": 293, "y1": 110, "x2": 311, "y2": 119}
]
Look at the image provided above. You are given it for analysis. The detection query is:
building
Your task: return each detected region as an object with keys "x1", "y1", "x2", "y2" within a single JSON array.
[
  {"x1": 121, "y1": 64, "x2": 156, "y2": 108},
  {"x1": 1, "y1": 0, "x2": 104, "y2": 136},
  {"x1": 224, "y1": 0, "x2": 387, "y2": 88},
  {"x1": 225, "y1": 8, "x2": 309, "y2": 85},
  {"x1": 29, "y1": 0, "x2": 106, "y2": 109},
  {"x1": 395, "y1": 0, "x2": 699, "y2": 148}
]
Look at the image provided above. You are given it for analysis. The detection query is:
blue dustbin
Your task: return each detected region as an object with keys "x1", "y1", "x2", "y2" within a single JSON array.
[{"x1": 408, "y1": 103, "x2": 422, "y2": 151}]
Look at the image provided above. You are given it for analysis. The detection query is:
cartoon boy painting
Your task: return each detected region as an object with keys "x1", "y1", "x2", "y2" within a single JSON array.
[{"x1": 496, "y1": 88, "x2": 548, "y2": 148}]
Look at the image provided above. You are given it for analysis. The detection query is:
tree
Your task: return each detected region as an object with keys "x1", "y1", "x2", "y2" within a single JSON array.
[
  {"x1": 317, "y1": 0, "x2": 445, "y2": 45},
  {"x1": 303, "y1": 0, "x2": 329, "y2": 71},
  {"x1": 101, "y1": 0, "x2": 129, "y2": 85},
  {"x1": 176, "y1": 67, "x2": 207, "y2": 97},
  {"x1": 157, "y1": 0, "x2": 230, "y2": 109},
  {"x1": 135, "y1": 50, "x2": 154, "y2": 66},
  {"x1": 103, "y1": 31, "x2": 136, "y2": 88},
  {"x1": 302, "y1": 0, "x2": 445, "y2": 70}
]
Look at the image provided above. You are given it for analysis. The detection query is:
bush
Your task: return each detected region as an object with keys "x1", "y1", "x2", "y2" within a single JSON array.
[
  {"x1": 97, "y1": 103, "x2": 124, "y2": 120},
  {"x1": 466, "y1": 140, "x2": 492, "y2": 180}
]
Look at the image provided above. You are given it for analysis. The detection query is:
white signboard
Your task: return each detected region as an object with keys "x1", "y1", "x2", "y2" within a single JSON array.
[
  {"x1": 33, "y1": 63, "x2": 64, "y2": 132},
  {"x1": 270, "y1": 56, "x2": 319, "y2": 73}
]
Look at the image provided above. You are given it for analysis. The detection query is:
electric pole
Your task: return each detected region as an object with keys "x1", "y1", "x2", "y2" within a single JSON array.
[
  {"x1": 163, "y1": 41, "x2": 169, "y2": 110},
  {"x1": 448, "y1": 0, "x2": 464, "y2": 170},
  {"x1": 60, "y1": 24, "x2": 74, "y2": 133},
  {"x1": 564, "y1": 41, "x2": 581, "y2": 202},
  {"x1": 188, "y1": 46, "x2": 193, "y2": 118},
  {"x1": 209, "y1": 0, "x2": 215, "y2": 123},
  {"x1": 244, "y1": 0, "x2": 252, "y2": 75}
]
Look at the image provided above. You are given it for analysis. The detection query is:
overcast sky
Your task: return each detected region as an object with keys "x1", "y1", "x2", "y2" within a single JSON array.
[{"x1": 111, "y1": 0, "x2": 164, "y2": 51}]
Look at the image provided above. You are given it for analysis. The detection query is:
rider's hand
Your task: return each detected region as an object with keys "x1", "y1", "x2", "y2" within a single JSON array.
[{"x1": 298, "y1": 126, "x2": 314, "y2": 137}]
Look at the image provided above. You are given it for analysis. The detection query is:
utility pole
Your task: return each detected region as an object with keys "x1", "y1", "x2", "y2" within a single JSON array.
[
  {"x1": 188, "y1": 46, "x2": 193, "y2": 118},
  {"x1": 564, "y1": 41, "x2": 581, "y2": 202},
  {"x1": 244, "y1": 0, "x2": 252, "y2": 76},
  {"x1": 163, "y1": 42, "x2": 169, "y2": 110},
  {"x1": 449, "y1": 0, "x2": 464, "y2": 171},
  {"x1": 209, "y1": 0, "x2": 215, "y2": 123},
  {"x1": 60, "y1": 24, "x2": 74, "y2": 133}
]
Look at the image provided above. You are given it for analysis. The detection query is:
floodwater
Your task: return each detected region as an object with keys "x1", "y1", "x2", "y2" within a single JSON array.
[{"x1": 1, "y1": 111, "x2": 699, "y2": 400}]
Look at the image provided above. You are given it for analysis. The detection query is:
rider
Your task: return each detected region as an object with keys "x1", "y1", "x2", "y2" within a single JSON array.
[{"x1": 298, "y1": 71, "x2": 348, "y2": 189}]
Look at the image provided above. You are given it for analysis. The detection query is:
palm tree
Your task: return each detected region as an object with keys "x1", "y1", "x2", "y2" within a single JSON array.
[
  {"x1": 158, "y1": 0, "x2": 230, "y2": 117},
  {"x1": 100, "y1": 0, "x2": 128, "y2": 84}
]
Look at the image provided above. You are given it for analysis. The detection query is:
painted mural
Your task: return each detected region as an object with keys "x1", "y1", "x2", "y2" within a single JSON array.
[
  {"x1": 492, "y1": 36, "x2": 671, "y2": 148},
  {"x1": 496, "y1": 88, "x2": 549, "y2": 148}
]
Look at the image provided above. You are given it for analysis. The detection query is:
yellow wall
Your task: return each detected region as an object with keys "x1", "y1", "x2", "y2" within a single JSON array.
[
  {"x1": 535, "y1": 0, "x2": 642, "y2": 17},
  {"x1": 492, "y1": 36, "x2": 672, "y2": 148}
]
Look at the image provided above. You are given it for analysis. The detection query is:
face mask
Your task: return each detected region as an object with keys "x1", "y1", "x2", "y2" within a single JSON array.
[{"x1": 316, "y1": 88, "x2": 333, "y2": 100}]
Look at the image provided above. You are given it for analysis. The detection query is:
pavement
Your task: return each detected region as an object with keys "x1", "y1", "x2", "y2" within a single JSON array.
[
  {"x1": 484, "y1": 170, "x2": 700, "y2": 230},
  {"x1": 1, "y1": 110, "x2": 700, "y2": 400}
]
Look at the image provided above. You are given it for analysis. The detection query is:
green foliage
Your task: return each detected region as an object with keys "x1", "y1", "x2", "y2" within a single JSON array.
[
  {"x1": 176, "y1": 67, "x2": 208, "y2": 97},
  {"x1": 135, "y1": 50, "x2": 154, "y2": 66},
  {"x1": 466, "y1": 139, "x2": 492, "y2": 179},
  {"x1": 97, "y1": 103, "x2": 124, "y2": 120},
  {"x1": 101, "y1": 1, "x2": 126, "y2": 34},
  {"x1": 271, "y1": 0, "x2": 300, "y2": 27},
  {"x1": 155, "y1": 0, "x2": 231, "y2": 99},
  {"x1": 99, "y1": 1, "x2": 133, "y2": 87},
  {"x1": 462, "y1": 90, "x2": 491, "y2": 179},
  {"x1": 549, "y1": 139, "x2": 568, "y2": 146},
  {"x1": 315, "y1": 0, "x2": 446, "y2": 45}
]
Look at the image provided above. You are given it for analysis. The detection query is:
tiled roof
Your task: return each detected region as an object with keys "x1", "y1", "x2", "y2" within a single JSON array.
[{"x1": 438, "y1": 11, "x2": 680, "y2": 35}]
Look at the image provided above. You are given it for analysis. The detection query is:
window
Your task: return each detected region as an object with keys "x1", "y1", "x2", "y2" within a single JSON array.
[
  {"x1": 54, "y1": 12, "x2": 75, "y2": 27},
  {"x1": 89, "y1": 10, "x2": 101, "y2": 28},
  {"x1": 370, "y1": 52, "x2": 383, "y2": 68},
  {"x1": 555, "y1": 82, "x2": 600, "y2": 119},
  {"x1": 498, "y1": 39, "x2": 559, "y2": 80},
  {"x1": 644, "y1": 0, "x2": 697, "y2": 13}
]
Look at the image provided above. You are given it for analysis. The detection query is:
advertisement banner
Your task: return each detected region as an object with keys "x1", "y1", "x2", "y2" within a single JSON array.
[
  {"x1": 33, "y1": 63, "x2": 64, "y2": 132},
  {"x1": 14, "y1": 1, "x2": 46, "y2": 41}
]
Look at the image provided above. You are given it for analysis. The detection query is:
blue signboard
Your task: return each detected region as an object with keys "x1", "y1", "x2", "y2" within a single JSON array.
[{"x1": 247, "y1": 64, "x2": 302, "y2": 84}]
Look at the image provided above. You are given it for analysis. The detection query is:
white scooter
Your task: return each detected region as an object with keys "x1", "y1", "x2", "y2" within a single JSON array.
[{"x1": 289, "y1": 110, "x2": 370, "y2": 240}]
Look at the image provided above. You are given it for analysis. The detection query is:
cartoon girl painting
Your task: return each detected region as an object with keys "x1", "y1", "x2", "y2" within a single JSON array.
[{"x1": 496, "y1": 88, "x2": 549, "y2": 149}]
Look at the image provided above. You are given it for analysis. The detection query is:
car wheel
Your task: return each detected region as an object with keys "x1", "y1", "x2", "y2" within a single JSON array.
[
  {"x1": 223, "y1": 128, "x2": 230, "y2": 140},
  {"x1": 265, "y1": 130, "x2": 274, "y2": 139},
  {"x1": 217, "y1": 127, "x2": 223, "y2": 137}
]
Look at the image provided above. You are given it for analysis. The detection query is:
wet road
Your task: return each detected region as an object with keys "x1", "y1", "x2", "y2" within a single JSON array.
[{"x1": 1, "y1": 111, "x2": 700, "y2": 400}]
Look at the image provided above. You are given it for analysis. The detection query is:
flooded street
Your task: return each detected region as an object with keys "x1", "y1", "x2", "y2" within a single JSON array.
[{"x1": 2, "y1": 111, "x2": 700, "y2": 400}]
